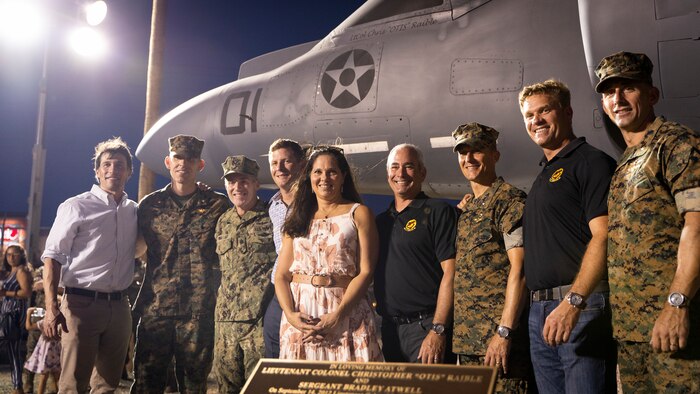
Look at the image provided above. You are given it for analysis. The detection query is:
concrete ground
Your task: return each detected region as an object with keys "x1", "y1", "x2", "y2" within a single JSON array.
[{"x1": 0, "y1": 364, "x2": 219, "y2": 393}]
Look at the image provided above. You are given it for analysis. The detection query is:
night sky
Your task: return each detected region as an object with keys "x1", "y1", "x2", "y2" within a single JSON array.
[{"x1": 0, "y1": 1, "x2": 366, "y2": 228}]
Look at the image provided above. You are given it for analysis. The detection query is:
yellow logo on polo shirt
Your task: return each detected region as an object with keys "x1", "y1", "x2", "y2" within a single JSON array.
[
  {"x1": 404, "y1": 219, "x2": 417, "y2": 232},
  {"x1": 549, "y1": 168, "x2": 564, "y2": 183}
]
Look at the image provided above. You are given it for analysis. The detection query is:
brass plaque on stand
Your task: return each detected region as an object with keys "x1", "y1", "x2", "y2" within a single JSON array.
[{"x1": 242, "y1": 359, "x2": 496, "y2": 394}]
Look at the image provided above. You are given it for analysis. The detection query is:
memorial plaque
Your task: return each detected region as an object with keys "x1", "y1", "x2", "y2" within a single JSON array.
[{"x1": 242, "y1": 359, "x2": 496, "y2": 394}]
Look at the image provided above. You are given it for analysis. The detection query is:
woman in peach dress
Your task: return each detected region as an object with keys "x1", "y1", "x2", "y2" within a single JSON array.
[{"x1": 275, "y1": 146, "x2": 383, "y2": 361}]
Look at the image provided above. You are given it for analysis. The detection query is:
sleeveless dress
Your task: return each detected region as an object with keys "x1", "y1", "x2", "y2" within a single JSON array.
[
  {"x1": 279, "y1": 204, "x2": 383, "y2": 361},
  {"x1": 1, "y1": 271, "x2": 26, "y2": 315},
  {"x1": 2, "y1": 270, "x2": 27, "y2": 389},
  {"x1": 24, "y1": 320, "x2": 62, "y2": 373}
]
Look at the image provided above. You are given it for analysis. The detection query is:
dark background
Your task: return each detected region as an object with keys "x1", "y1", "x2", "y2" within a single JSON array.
[{"x1": 0, "y1": 1, "x2": 377, "y2": 228}]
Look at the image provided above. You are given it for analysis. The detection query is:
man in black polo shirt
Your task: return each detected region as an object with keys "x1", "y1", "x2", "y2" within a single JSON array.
[
  {"x1": 375, "y1": 143, "x2": 457, "y2": 364},
  {"x1": 518, "y1": 80, "x2": 617, "y2": 393}
]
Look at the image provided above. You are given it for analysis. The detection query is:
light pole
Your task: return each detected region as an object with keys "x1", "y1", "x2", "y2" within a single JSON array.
[
  {"x1": 1, "y1": 0, "x2": 109, "y2": 262},
  {"x1": 25, "y1": 39, "x2": 49, "y2": 262}
]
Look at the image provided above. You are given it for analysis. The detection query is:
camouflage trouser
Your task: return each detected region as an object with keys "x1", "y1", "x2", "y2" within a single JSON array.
[
  {"x1": 458, "y1": 355, "x2": 531, "y2": 394},
  {"x1": 214, "y1": 320, "x2": 265, "y2": 394},
  {"x1": 618, "y1": 340, "x2": 700, "y2": 393},
  {"x1": 131, "y1": 315, "x2": 215, "y2": 394}
]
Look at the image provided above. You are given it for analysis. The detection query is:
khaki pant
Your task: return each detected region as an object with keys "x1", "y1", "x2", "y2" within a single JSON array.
[{"x1": 59, "y1": 293, "x2": 132, "y2": 394}]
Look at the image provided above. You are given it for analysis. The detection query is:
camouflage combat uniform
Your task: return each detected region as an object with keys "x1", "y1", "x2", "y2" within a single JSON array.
[
  {"x1": 453, "y1": 177, "x2": 531, "y2": 394},
  {"x1": 607, "y1": 117, "x2": 700, "y2": 392},
  {"x1": 213, "y1": 199, "x2": 276, "y2": 393},
  {"x1": 132, "y1": 185, "x2": 229, "y2": 394}
]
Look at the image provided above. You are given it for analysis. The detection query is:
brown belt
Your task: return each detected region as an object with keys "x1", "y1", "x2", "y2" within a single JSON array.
[{"x1": 291, "y1": 274, "x2": 354, "y2": 288}]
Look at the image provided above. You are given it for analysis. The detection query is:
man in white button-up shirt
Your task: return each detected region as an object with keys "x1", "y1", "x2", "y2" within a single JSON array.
[{"x1": 42, "y1": 137, "x2": 138, "y2": 393}]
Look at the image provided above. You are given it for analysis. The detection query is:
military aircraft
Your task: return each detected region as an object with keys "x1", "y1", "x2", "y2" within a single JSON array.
[{"x1": 135, "y1": 0, "x2": 699, "y2": 198}]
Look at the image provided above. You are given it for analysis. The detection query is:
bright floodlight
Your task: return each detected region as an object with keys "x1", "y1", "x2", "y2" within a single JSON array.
[
  {"x1": 84, "y1": 1, "x2": 107, "y2": 26},
  {"x1": 69, "y1": 26, "x2": 107, "y2": 58},
  {"x1": 0, "y1": 0, "x2": 47, "y2": 47}
]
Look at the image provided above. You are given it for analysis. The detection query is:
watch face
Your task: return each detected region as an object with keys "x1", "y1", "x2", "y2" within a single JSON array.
[
  {"x1": 669, "y1": 292, "x2": 687, "y2": 307},
  {"x1": 568, "y1": 292, "x2": 584, "y2": 307},
  {"x1": 432, "y1": 324, "x2": 445, "y2": 335},
  {"x1": 497, "y1": 326, "x2": 511, "y2": 339}
]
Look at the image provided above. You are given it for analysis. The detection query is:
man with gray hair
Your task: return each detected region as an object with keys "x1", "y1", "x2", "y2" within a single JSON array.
[
  {"x1": 374, "y1": 143, "x2": 457, "y2": 364},
  {"x1": 214, "y1": 155, "x2": 276, "y2": 392}
]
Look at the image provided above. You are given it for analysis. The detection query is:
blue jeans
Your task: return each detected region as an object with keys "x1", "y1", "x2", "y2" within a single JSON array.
[
  {"x1": 263, "y1": 293, "x2": 282, "y2": 358},
  {"x1": 528, "y1": 292, "x2": 617, "y2": 394}
]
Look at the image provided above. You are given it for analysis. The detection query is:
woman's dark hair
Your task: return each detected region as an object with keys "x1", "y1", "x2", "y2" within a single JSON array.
[
  {"x1": 3, "y1": 244, "x2": 27, "y2": 272},
  {"x1": 283, "y1": 145, "x2": 362, "y2": 238}
]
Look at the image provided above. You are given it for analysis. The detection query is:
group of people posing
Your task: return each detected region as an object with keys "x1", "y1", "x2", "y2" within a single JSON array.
[{"x1": 35, "y1": 50, "x2": 698, "y2": 394}]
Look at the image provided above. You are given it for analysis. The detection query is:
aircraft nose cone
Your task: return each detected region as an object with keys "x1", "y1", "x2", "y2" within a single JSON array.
[{"x1": 136, "y1": 86, "x2": 227, "y2": 187}]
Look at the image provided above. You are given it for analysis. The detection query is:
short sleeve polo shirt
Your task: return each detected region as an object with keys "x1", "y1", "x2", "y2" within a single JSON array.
[
  {"x1": 523, "y1": 137, "x2": 616, "y2": 291},
  {"x1": 375, "y1": 192, "x2": 457, "y2": 317}
]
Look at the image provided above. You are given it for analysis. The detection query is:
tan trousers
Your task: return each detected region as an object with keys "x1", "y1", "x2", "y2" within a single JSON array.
[{"x1": 59, "y1": 293, "x2": 132, "y2": 394}]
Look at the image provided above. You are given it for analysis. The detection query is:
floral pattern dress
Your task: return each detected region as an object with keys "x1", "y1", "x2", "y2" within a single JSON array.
[
  {"x1": 279, "y1": 204, "x2": 383, "y2": 361},
  {"x1": 24, "y1": 320, "x2": 62, "y2": 373}
]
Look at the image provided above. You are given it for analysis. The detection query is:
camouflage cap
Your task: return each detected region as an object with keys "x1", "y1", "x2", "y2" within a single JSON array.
[
  {"x1": 221, "y1": 155, "x2": 259, "y2": 179},
  {"x1": 452, "y1": 122, "x2": 499, "y2": 152},
  {"x1": 595, "y1": 51, "x2": 653, "y2": 93},
  {"x1": 168, "y1": 135, "x2": 204, "y2": 158}
]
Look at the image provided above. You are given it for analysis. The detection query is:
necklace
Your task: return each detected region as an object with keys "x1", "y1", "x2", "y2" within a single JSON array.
[{"x1": 318, "y1": 203, "x2": 339, "y2": 218}]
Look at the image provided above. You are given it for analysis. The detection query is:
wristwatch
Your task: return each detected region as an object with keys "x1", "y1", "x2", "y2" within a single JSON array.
[
  {"x1": 430, "y1": 323, "x2": 446, "y2": 336},
  {"x1": 668, "y1": 292, "x2": 689, "y2": 308},
  {"x1": 496, "y1": 325, "x2": 512, "y2": 339},
  {"x1": 565, "y1": 292, "x2": 585, "y2": 309}
]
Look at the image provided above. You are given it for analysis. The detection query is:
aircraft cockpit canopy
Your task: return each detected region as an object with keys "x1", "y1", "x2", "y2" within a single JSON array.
[{"x1": 339, "y1": 0, "x2": 493, "y2": 29}]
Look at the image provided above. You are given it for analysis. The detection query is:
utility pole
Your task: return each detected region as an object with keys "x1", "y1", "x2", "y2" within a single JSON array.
[{"x1": 139, "y1": 0, "x2": 167, "y2": 201}]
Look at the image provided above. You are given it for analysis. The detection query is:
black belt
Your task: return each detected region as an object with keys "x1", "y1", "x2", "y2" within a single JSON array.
[
  {"x1": 531, "y1": 281, "x2": 610, "y2": 302},
  {"x1": 65, "y1": 287, "x2": 124, "y2": 301},
  {"x1": 390, "y1": 310, "x2": 434, "y2": 325}
]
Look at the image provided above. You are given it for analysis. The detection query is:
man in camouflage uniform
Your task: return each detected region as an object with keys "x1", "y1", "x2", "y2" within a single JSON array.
[
  {"x1": 451, "y1": 123, "x2": 532, "y2": 393},
  {"x1": 214, "y1": 155, "x2": 276, "y2": 393},
  {"x1": 132, "y1": 135, "x2": 229, "y2": 393},
  {"x1": 596, "y1": 51, "x2": 700, "y2": 392}
]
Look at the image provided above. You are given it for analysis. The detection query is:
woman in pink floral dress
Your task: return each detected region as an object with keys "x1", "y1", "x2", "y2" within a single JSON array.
[{"x1": 275, "y1": 146, "x2": 383, "y2": 361}]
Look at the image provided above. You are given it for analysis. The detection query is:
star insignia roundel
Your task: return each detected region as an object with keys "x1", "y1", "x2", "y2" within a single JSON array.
[{"x1": 321, "y1": 49, "x2": 375, "y2": 109}]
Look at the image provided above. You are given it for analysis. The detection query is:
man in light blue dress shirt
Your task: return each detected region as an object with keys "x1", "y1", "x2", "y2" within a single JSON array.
[{"x1": 263, "y1": 139, "x2": 306, "y2": 358}]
